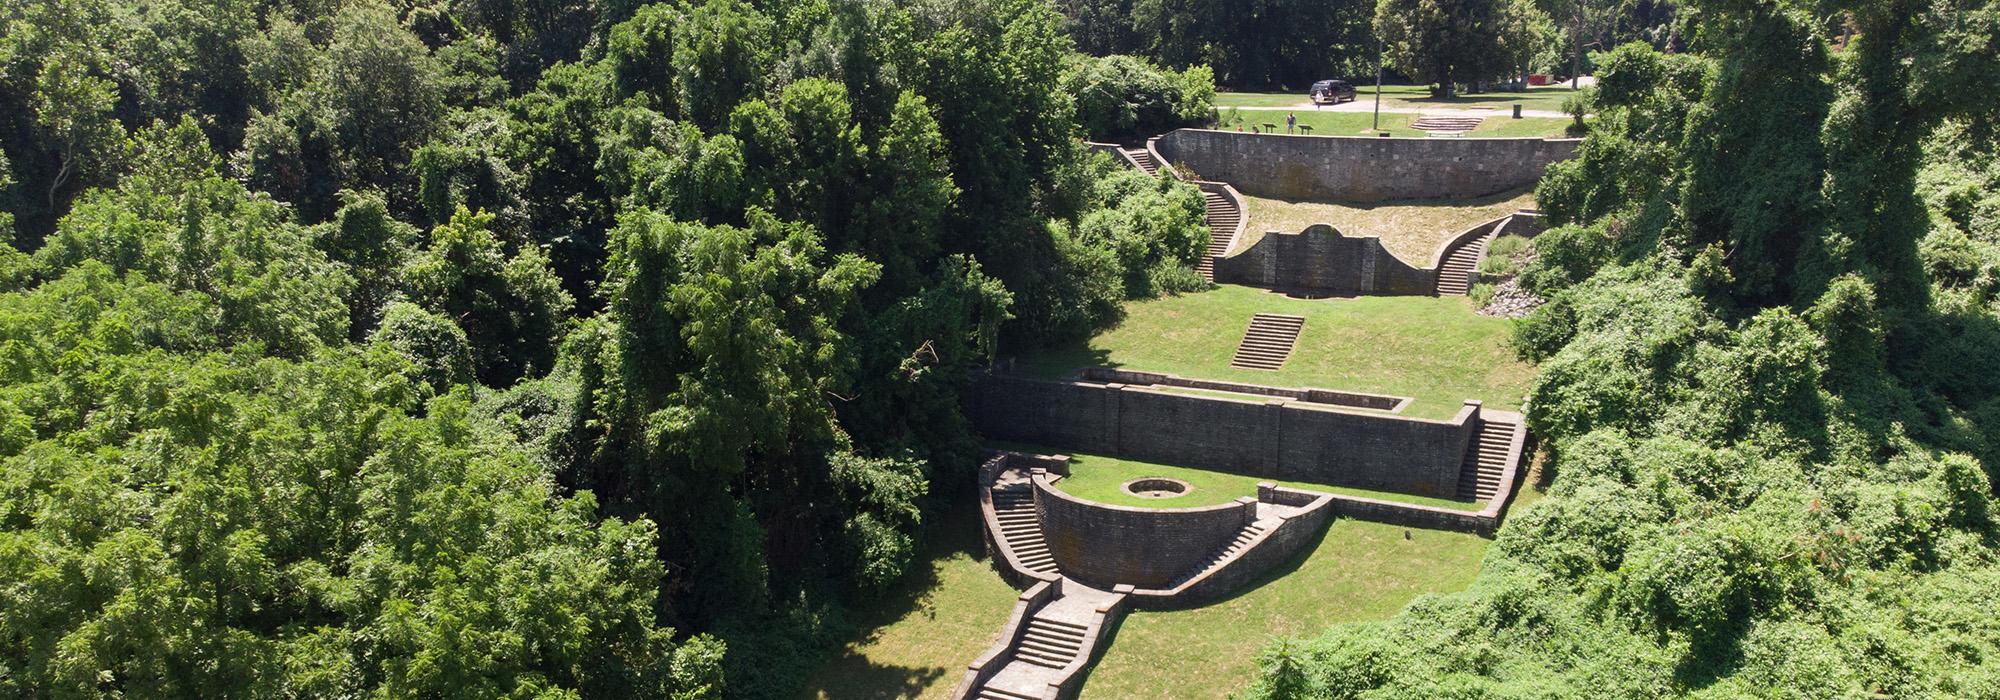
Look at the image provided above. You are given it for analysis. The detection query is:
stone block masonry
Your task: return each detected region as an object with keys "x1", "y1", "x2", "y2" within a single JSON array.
[
  {"x1": 1153, "y1": 129, "x2": 1579, "y2": 203},
  {"x1": 1214, "y1": 224, "x2": 1438, "y2": 295},
  {"x1": 970, "y1": 374, "x2": 1481, "y2": 499},
  {"x1": 1034, "y1": 470, "x2": 1255, "y2": 589}
]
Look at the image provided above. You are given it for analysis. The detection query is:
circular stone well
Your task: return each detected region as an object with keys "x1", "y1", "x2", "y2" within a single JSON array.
[{"x1": 1121, "y1": 477, "x2": 1193, "y2": 499}]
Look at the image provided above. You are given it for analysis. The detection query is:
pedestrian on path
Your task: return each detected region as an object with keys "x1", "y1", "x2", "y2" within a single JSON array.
[{"x1": 1286, "y1": 113, "x2": 1296, "y2": 134}]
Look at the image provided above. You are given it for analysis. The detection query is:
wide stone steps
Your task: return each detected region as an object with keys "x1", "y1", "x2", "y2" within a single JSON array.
[
  {"x1": 1014, "y1": 617, "x2": 1087, "y2": 669},
  {"x1": 1410, "y1": 116, "x2": 1485, "y2": 132},
  {"x1": 976, "y1": 688, "x2": 1039, "y2": 700},
  {"x1": 1230, "y1": 314, "x2": 1306, "y2": 370},
  {"x1": 1455, "y1": 419, "x2": 1521, "y2": 501},
  {"x1": 991, "y1": 488, "x2": 1060, "y2": 575},
  {"x1": 1122, "y1": 148, "x2": 1162, "y2": 177}
]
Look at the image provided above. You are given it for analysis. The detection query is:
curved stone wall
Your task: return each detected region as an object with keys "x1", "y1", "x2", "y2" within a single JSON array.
[
  {"x1": 1213, "y1": 223, "x2": 1437, "y2": 295},
  {"x1": 1154, "y1": 129, "x2": 1579, "y2": 202},
  {"x1": 1034, "y1": 472, "x2": 1254, "y2": 589}
]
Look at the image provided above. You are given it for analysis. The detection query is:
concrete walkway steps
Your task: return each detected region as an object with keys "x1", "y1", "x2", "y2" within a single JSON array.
[
  {"x1": 1410, "y1": 116, "x2": 1485, "y2": 132},
  {"x1": 992, "y1": 484, "x2": 1061, "y2": 575},
  {"x1": 1455, "y1": 417, "x2": 1522, "y2": 501},
  {"x1": 1436, "y1": 219, "x2": 1505, "y2": 296},
  {"x1": 1197, "y1": 189, "x2": 1240, "y2": 281},
  {"x1": 964, "y1": 582, "x2": 1127, "y2": 699},
  {"x1": 1230, "y1": 313, "x2": 1307, "y2": 370},
  {"x1": 1121, "y1": 147, "x2": 1162, "y2": 177}
]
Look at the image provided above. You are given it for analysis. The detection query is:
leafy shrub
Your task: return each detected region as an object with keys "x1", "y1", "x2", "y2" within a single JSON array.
[{"x1": 1065, "y1": 54, "x2": 1215, "y2": 141}]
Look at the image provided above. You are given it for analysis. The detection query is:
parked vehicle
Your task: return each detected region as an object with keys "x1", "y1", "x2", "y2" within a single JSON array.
[{"x1": 1310, "y1": 79, "x2": 1356, "y2": 105}]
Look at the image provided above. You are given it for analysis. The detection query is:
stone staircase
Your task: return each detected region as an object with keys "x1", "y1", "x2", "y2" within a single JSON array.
[
  {"x1": 1410, "y1": 116, "x2": 1484, "y2": 133},
  {"x1": 992, "y1": 483, "x2": 1060, "y2": 576},
  {"x1": 1455, "y1": 417, "x2": 1521, "y2": 502},
  {"x1": 1011, "y1": 616, "x2": 1089, "y2": 669},
  {"x1": 1197, "y1": 189, "x2": 1240, "y2": 281},
  {"x1": 1121, "y1": 147, "x2": 1162, "y2": 177},
  {"x1": 1435, "y1": 221, "x2": 1502, "y2": 296},
  {"x1": 1172, "y1": 520, "x2": 1269, "y2": 587},
  {"x1": 1230, "y1": 313, "x2": 1306, "y2": 371},
  {"x1": 959, "y1": 582, "x2": 1126, "y2": 700}
]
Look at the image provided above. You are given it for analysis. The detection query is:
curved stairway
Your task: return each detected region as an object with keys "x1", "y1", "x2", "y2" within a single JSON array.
[
  {"x1": 1435, "y1": 220, "x2": 1505, "y2": 296},
  {"x1": 1455, "y1": 417, "x2": 1522, "y2": 502},
  {"x1": 1197, "y1": 189, "x2": 1241, "y2": 281},
  {"x1": 992, "y1": 479, "x2": 1060, "y2": 577}
]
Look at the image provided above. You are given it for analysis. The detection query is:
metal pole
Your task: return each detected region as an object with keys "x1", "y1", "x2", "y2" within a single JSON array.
[{"x1": 1373, "y1": 38, "x2": 1384, "y2": 133}]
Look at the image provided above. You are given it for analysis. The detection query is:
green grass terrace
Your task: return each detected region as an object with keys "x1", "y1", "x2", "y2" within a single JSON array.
[
  {"x1": 1214, "y1": 83, "x2": 1583, "y2": 113},
  {"x1": 993, "y1": 442, "x2": 1479, "y2": 511},
  {"x1": 1017, "y1": 285, "x2": 1534, "y2": 420}
]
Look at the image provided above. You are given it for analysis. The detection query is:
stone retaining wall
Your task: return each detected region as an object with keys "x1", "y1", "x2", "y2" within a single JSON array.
[
  {"x1": 1135, "y1": 485, "x2": 1337, "y2": 609},
  {"x1": 971, "y1": 374, "x2": 1480, "y2": 498},
  {"x1": 1034, "y1": 469, "x2": 1254, "y2": 589},
  {"x1": 1153, "y1": 129, "x2": 1579, "y2": 202},
  {"x1": 1213, "y1": 224, "x2": 1438, "y2": 295},
  {"x1": 1075, "y1": 368, "x2": 1410, "y2": 412}
]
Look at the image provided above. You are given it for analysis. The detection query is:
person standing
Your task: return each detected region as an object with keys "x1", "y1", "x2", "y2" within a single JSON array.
[{"x1": 1287, "y1": 112, "x2": 1296, "y2": 134}]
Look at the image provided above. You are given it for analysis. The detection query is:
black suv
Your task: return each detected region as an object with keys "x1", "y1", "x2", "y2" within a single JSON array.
[{"x1": 1310, "y1": 80, "x2": 1356, "y2": 105}]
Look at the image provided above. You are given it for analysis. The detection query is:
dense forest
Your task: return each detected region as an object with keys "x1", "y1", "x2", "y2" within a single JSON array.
[
  {"x1": 1055, "y1": 0, "x2": 1684, "y2": 89},
  {"x1": 0, "y1": 0, "x2": 1215, "y2": 696},
  {"x1": 1249, "y1": 0, "x2": 2000, "y2": 696}
]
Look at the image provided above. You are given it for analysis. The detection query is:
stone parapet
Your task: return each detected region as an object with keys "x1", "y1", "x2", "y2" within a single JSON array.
[{"x1": 1153, "y1": 129, "x2": 1579, "y2": 202}]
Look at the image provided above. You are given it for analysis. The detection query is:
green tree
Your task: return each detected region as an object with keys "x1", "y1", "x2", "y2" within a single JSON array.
[
  {"x1": 1374, "y1": 0, "x2": 1518, "y2": 95},
  {"x1": 404, "y1": 207, "x2": 573, "y2": 386}
]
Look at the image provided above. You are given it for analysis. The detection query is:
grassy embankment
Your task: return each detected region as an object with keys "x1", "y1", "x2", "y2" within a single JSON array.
[
  {"x1": 1232, "y1": 189, "x2": 1536, "y2": 263},
  {"x1": 797, "y1": 501, "x2": 1494, "y2": 700},
  {"x1": 988, "y1": 443, "x2": 1477, "y2": 511},
  {"x1": 1019, "y1": 285, "x2": 1534, "y2": 420}
]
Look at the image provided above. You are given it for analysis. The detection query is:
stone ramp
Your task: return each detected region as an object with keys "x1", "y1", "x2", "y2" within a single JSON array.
[
  {"x1": 1230, "y1": 313, "x2": 1306, "y2": 370},
  {"x1": 1455, "y1": 416, "x2": 1522, "y2": 502},
  {"x1": 1196, "y1": 188, "x2": 1241, "y2": 281},
  {"x1": 1435, "y1": 219, "x2": 1504, "y2": 295}
]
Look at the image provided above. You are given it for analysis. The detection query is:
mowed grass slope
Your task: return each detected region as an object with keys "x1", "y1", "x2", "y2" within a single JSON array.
[
  {"x1": 1079, "y1": 520, "x2": 1490, "y2": 698},
  {"x1": 1030, "y1": 446, "x2": 1477, "y2": 510},
  {"x1": 799, "y1": 507, "x2": 1023, "y2": 700},
  {"x1": 1236, "y1": 190, "x2": 1536, "y2": 264},
  {"x1": 1020, "y1": 285, "x2": 1534, "y2": 420}
]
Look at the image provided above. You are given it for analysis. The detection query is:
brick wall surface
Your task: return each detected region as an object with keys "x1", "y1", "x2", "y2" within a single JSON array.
[
  {"x1": 1154, "y1": 129, "x2": 1579, "y2": 202},
  {"x1": 971, "y1": 375, "x2": 1478, "y2": 498}
]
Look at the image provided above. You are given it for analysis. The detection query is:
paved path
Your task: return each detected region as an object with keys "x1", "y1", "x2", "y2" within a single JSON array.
[{"x1": 1225, "y1": 101, "x2": 1576, "y2": 119}]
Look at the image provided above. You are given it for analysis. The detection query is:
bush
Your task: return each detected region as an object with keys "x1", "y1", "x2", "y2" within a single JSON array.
[{"x1": 1065, "y1": 54, "x2": 1216, "y2": 141}]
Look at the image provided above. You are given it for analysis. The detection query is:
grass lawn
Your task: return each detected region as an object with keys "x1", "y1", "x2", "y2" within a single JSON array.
[
  {"x1": 1216, "y1": 84, "x2": 1583, "y2": 113},
  {"x1": 1214, "y1": 109, "x2": 1573, "y2": 139},
  {"x1": 798, "y1": 505, "x2": 1023, "y2": 700},
  {"x1": 1080, "y1": 519, "x2": 1491, "y2": 698},
  {"x1": 1019, "y1": 285, "x2": 1534, "y2": 420},
  {"x1": 1014, "y1": 445, "x2": 1477, "y2": 511},
  {"x1": 1237, "y1": 190, "x2": 1537, "y2": 265}
]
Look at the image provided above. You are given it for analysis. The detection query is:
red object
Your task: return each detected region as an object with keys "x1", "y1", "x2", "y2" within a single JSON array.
[{"x1": 1527, "y1": 74, "x2": 1551, "y2": 86}]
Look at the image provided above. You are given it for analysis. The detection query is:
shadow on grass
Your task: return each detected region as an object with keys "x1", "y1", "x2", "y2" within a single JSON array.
[{"x1": 798, "y1": 498, "x2": 993, "y2": 698}]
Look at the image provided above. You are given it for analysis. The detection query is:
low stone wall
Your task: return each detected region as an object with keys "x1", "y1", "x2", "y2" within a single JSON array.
[
  {"x1": 954, "y1": 580, "x2": 1057, "y2": 696},
  {"x1": 1035, "y1": 470, "x2": 1255, "y2": 589},
  {"x1": 1213, "y1": 224, "x2": 1438, "y2": 296},
  {"x1": 1074, "y1": 368, "x2": 1410, "y2": 412},
  {"x1": 970, "y1": 374, "x2": 1480, "y2": 498},
  {"x1": 1136, "y1": 485, "x2": 1337, "y2": 609},
  {"x1": 1153, "y1": 129, "x2": 1579, "y2": 202}
]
